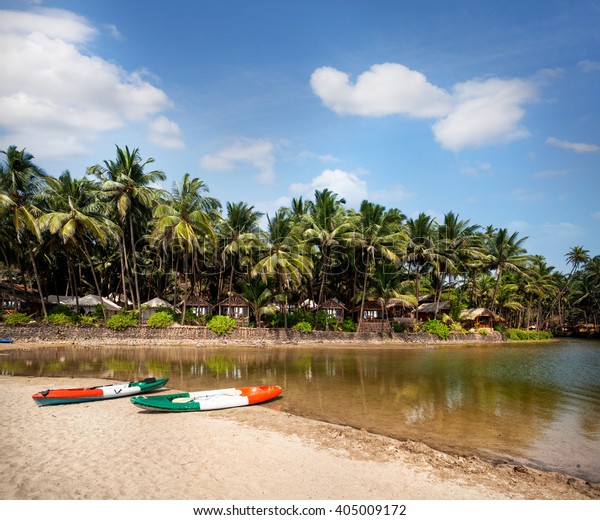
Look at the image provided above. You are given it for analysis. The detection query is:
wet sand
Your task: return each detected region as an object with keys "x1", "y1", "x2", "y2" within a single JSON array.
[{"x1": 1, "y1": 375, "x2": 598, "y2": 501}]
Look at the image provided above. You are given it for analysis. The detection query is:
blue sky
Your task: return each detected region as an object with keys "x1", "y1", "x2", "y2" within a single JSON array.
[{"x1": 1, "y1": 0, "x2": 599, "y2": 272}]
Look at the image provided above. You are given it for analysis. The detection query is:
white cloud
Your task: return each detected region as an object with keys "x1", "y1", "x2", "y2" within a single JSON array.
[
  {"x1": 532, "y1": 169, "x2": 570, "y2": 179},
  {"x1": 290, "y1": 168, "x2": 367, "y2": 207},
  {"x1": 369, "y1": 184, "x2": 413, "y2": 203},
  {"x1": 433, "y1": 78, "x2": 537, "y2": 152},
  {"x1": 311, "y1": 63, "x2": 537, "y2": 152},
  {"x1": 578, "y1": 60, "x2": 600, "y2": 73},
  {"x1": 147, "y1": 116, "x2": 185, "y2": 149},
  {"x1": 200, "y1": 138, "x2": 276, "y2": 184},
  {"x1": 310, "y1": 63, "x2": 451, "y2": 118},
  {"x1": 0, "y1": 8, "x2": 175, "y2": 158},
  {"x1": 546, "y1": 137, "x2": 599, "y2": 153},
  {"x1": 512, "y1": 188, "x2": 544, "y2": 202},
  {"x1": 460, "y1": 161, "x2": 492, "y2": 177}
]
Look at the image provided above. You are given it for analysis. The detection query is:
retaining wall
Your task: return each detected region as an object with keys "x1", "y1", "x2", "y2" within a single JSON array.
[{"x1": 0, "y1": 323, "x2": 505, "y2": 347}]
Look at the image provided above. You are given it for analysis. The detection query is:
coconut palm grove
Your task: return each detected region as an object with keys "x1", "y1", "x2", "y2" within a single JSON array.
[{"x1": 1, "y1": 145, "x2": 598, "y2": 337}]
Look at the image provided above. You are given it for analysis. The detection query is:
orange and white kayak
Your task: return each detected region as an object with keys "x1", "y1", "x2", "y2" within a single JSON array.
[
  {"x1": 130, "y1": 385, "x2": 282, "y2": 412},
  {"x1": 32, "y1": 377, "x2": 169, "y2": 406}
]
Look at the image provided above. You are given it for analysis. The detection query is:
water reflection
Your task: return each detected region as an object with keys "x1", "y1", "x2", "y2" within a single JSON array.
[{"x1": 2, "y1": 340, "x2": 599, "y2": 481}]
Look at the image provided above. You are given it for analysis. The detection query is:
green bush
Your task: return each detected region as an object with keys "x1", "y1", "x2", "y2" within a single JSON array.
[
  {"x1": 504, "y1": 328, "x2": 553, "y2": 341},
  {"x1": 315, "y1": 310, "x2": 340, "y2": 331},
  {"x1": 421, "y1": 319, "x2": 450, "y2": 340},
  {"x1": 105, "y1": 312, "x2": 138, "y2": 331},
  {"x1": 78, "y1": 315, "x2": 99, "y2": 326},
  {"x1": 206, "y1": 315, "x2": 237, "y2": 335},
  {"x1": 44, "y1": 313, "x2": 77, "y2": 326},
  {"x1": 341, "y1": 318, "x2": 356, "y2": 332},
  {"x1": 4, "y1": 312, "x2": 31, "y2": 325},
  {"x1": 49, "y1": 304, "x2": 77, "y2": 317},
  {"x1": 293, "y1": 321, "x2": 313, "y2": 333},
  {"x1": 147, "y1": 311, "x2": 174, "y2": 328}
]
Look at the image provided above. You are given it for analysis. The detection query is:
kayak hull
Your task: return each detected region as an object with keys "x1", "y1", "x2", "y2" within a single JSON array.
[
  {"x1": 130, "y1": 385, "x2": 282, "y2": 412},
  {"x1": 32, "y1": 377, "x2": 169, "y2": 406}
]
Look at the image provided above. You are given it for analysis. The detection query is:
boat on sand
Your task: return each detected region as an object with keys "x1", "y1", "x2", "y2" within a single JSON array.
[
  {"x1": 32, "y1": 377, "x2": 169, "y2": 406},
  {"x1": 130, "y1": 385, "x2": 282, "y2": 412}
]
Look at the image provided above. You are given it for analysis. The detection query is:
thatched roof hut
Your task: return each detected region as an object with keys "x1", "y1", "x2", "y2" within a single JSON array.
[{"x1": 459, "y1": 308, "x2": 498, "y2": 329}]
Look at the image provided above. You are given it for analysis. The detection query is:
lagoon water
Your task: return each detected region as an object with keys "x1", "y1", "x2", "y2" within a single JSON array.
[{"x1": 2, "y1": 338, "x2": 599, "y2": 482}]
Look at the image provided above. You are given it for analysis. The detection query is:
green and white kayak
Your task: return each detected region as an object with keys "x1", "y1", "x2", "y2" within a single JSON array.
[{"x1": 131, "y1": 385, "x2": 282, "y2": 412}]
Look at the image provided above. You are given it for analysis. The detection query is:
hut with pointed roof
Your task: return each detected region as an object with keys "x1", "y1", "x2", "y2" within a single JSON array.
[
  {"x1": 459, "y1": 308, "x2": 499, "y2": 330},
  {"x1": 182, "y1": 297, "x2": 213, "y2": 317},
  {"x1": 140, "y1": 297, "x2": 176, "y2": 322},
  {"x1": 216, "y1": 294, "x2": 250, "y2": 322},
  {"x1": 319, "y1": 298, "x2": 346, "y2": 322}
]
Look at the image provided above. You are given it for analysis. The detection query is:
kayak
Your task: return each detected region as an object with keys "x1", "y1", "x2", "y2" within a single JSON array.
[
  {"x1": 0, "y1": 338, "x2": 13, "y2": 343},
  {"x1": 32, "y1": 377, "x2": 169, "y2": 406},
  {"x1": 130, "y1": 385, "x2": 282, "y2": 412}
]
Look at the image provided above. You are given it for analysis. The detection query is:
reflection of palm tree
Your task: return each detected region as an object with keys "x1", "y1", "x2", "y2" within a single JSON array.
[
  {"x1": 0, "y1": 146, "x2": 49, "y2": 316},
  {"x1": 40, "y1": 171, "x2": 119, "y2": 319},
  {"x1": 152, "y1": 173, "x2": 215, "y2": 324}
]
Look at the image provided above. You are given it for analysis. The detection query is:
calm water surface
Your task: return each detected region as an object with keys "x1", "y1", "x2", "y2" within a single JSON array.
[{"x1": 2, "y1": 339, "x2": 599, "y2": 482}]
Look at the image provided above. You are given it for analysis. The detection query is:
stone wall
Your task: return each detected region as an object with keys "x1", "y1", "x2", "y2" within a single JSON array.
[{"x1": 0, "y1": 323, "x2": 505, "y2": 346}]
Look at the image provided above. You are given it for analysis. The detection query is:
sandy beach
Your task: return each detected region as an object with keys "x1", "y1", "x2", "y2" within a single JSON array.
[{"x1": 1, "y1": 375, "x2": 598, "y2": 501}]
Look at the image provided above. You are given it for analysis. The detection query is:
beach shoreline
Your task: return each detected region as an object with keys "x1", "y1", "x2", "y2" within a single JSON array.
[{"x1": 1, "y1": 372, "x2": 598, "y2": 500}]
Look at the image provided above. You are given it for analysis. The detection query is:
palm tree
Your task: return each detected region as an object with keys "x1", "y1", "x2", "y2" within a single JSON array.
[
  {"x1": 566, "y1": 246, "x2": 590, "y2": 275},
  {"x1": 353, "y1": 201, "x2": 406, "y2": 331},
  {"x1": 486, "y1": 228, "x2": 530, "y2": 313},
  {"x1": 436, "y1": 212, "x2": 483, "y2": 308},
  {"x1": 239, "y1": 277, "x2": 272, "y2": 328},
  {"x1": 254, "y1": 209, "x2": 313, "y2": 330},
  {"x1": 404, "y1": 213, "x2": 437, "y2": 321},
  {"x1": 369, "y1": 264, "x2": 417, "y2": 332},
  {"x1": 152, "y1": 173, "x2": 215, "y2": 324},
  {"x1": 39, "y1": 171, "x2": 120, "y2": 319},
  {"x1": 218, "y1": 201, "x2": 264, "y2": 311},
  {"x1": 0, "y1": 146, "x2": 49, "y2": 316},
  {"x1": 89, "y1": 146, "x2": 166, "y2": 314},
  {"x1": 302, "y1": 189, "x2": 352, "y2": 305}
]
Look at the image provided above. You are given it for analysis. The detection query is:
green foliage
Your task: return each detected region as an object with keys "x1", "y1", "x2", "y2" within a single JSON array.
[
  {"x1": 105, "y1": 312, "x2": 138, "y2": 331},
  {"x1": 421, "y1": 319, "x2": 450, "y2": 340},
  {"x1": 147, "y1": 311, "x2": 174, "y2": 328},
  {"x1": 206, "y1": 315, "x2": 237, "y2": 335},
  {"x1": 314, "y1": 310, "x2": 340, "y2": 331},
  {"x1": 49, "y1": 304, "x2": 77, "y2": 317},
  {"x1": 293, "y1": 321, "x2": 313, "y2": 333},
  {"x1": 341, "y1": 318, "x2": 356, "y2": 332},
  {"x1": 450, "y1": 323, "x2": 466, "y2": 334},
  {"x1": 4, "y1": 312, "x2": 31, "y2": 325},
  {"x1": 78, "y1": 315, "x2": 99, "y2": 326},
  {"x1": 503, "y1": 328, "x2": 553, "y2": 341},
  {"x1": 44, "y1": 312, "x2": 77, "y2": 325}
]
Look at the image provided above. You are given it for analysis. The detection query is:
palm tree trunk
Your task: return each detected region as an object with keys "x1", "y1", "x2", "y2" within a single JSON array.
[
  {"x1": 128, "y1": 216, "x2": 141, "y2": 314},
  {"x1": 181, "y1": 251, "x2": 189, "y2": 325},
  {"x1": 27, "y1": 242, "x2": 47, "y2": 317},
  {"x1": 118, "y1": 240, "x2": 129, "y2": 310},
  {"x1": 82, "y1": 240, "x2": 107, "y2": 320},
  {"x1": 358, "y1": 254, "x2": 370, "y2": 332}
]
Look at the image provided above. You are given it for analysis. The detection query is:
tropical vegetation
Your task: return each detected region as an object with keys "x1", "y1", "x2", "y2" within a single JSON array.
[{"x1": 1, "y1": 145, "x2": 598, "y2": 335}]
